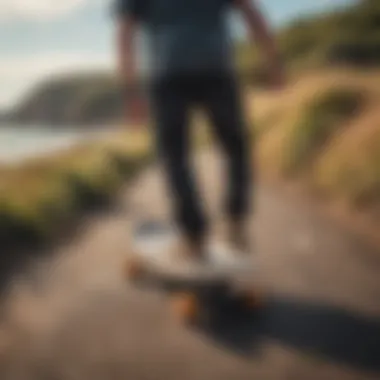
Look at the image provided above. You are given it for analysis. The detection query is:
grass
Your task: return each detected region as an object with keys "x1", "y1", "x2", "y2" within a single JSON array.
[
  {"x1": 315, "y1": 107, "x2": 380, "y2": 208},
  {"x1": 0, "y1": 130, "x2": 153, "y2": 248},
  {"x1": 252, "y1": 69, "x2": 380, "y2": 219},
  {"x1": 2, "y1": 69, "x2": 380, "y2": 248},
  {"x1": 281, "y1": 87, "x2": 365, "y2": 176}
]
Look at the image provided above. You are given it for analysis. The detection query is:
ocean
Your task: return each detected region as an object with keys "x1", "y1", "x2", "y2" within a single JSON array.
[{"x1": 0, "y1": 125, "x2": 111, "y2": 164}]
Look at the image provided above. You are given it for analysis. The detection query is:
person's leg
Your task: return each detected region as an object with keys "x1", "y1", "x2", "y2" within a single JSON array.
[
  {"x1": 200, "y1": 73, "x2": 252, "y2": 249},
  {"x1": 151, "y1": 76, "x2": 207, "y2": 254}
]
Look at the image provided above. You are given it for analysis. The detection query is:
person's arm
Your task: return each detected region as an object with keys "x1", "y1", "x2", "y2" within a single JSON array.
[
  {"x1": 115, "y1": 0, "x2": 140, "y2": 88},
  {"x1": 233, "y1": 0, "x2": 285, "y2": 87},
  {"x1": 117, "y1": 18, "x2": 138, "y2": 87},
  {"x1": 114, "y1": 0, "x2": 146, "y2": 124}
]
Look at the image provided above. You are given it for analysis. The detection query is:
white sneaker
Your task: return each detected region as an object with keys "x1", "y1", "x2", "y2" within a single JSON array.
[{"x1": 209, "y1": 240, "x2": 252, "y2": 274}]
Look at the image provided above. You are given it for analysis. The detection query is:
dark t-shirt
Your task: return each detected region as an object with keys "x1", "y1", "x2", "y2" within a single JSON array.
[{"x1": 115, "y1": 0, "x2": 235, "y2": 79}]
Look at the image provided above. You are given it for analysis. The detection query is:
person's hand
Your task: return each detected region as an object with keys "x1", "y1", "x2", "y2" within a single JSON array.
[
  {"x1": 126, "y1": 96, "x2": 148, "y2": 128},
  {"x1": 122, "y1": 76, "x2": 148, "y2": 128}
]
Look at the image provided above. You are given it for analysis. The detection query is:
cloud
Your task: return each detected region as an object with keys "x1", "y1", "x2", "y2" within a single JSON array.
[
  {"x1": 0, "y1": 0, "x2": 104, "y2": 21},
  {"x1": 0, "y1": 52, "x2": 113, "y2": 109}
]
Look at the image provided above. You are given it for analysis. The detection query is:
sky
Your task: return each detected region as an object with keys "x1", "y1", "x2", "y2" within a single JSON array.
[{"x1": 0, "y1": 0, "x2": 355, "y2": 110}]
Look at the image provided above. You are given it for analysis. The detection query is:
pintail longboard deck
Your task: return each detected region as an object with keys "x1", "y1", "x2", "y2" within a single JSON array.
[
  {"x1": 128, "y1": 220, "x2": 253, "y2": 284},
  {"x1": 125, "y1": 220, "x2": 264, "y2": 325}
]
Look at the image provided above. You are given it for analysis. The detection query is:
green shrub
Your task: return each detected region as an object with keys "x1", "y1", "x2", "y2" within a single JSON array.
[
  {"x1": 237, "y1": 0, "x2": 380, "y2": 75},
  {"x1": 109, "y1": 149, "x2": 153, "y2": 177},
  {"x1": 0, "y1": 199, "x2": 55, "y2": 246},
  {"x1": 0, "y1": 138, "x2": 152, "y2": 248},
  {"x1": 62, "y1": 153, "x2": 125, "y2": 209}
]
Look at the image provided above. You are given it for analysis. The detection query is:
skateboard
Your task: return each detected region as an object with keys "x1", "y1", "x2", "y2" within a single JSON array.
[{"x1": 125, "y1": 220, "x2": 264, "y2": 325}]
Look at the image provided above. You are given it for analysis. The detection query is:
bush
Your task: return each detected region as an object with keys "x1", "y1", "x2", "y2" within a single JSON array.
[
  {"x1": 238, "y1": 0, "x2": 380, "y2": 75},
  {"x1": 0, "y1": 137, "x2": 152, "y2": 248},
  {"x1": 0, "y1": 199, "x2": 55, "y2": 247}
]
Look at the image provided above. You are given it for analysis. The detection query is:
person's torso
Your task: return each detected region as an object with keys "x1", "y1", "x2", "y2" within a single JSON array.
[{"x1": 140, "y1": 0, "x2": 234, "y2": 79}]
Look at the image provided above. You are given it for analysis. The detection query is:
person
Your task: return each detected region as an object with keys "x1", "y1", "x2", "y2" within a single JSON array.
[{"x1": 115, "y1": 0, "x2": 284, "y2": 260}]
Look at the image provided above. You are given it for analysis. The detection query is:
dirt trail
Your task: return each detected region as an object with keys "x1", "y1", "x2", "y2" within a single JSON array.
[{"x1": 0, "y1": 151, "x2": 380, "y2": 380}]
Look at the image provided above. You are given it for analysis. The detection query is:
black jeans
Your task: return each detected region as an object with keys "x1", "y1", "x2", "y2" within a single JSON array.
[{"x1": 151, "y1": 72, "x2": 252, "y2": 243}]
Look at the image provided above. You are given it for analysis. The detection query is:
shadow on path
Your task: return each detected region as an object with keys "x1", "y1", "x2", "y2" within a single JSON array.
[{"x1": 199, "y1": 295, "x2": 380, "y2": 373}]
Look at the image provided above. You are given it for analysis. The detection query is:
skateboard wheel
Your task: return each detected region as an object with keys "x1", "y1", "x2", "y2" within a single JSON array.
[
  {"x1": 125, "y1": 258, "x2": 145, "y2": 280},
  {"x1": 171, "y1": 293, "x2": 200, "y2": 325},
  {"x1": 241, "y1": 289, "x2": 265, "y2": 310}
]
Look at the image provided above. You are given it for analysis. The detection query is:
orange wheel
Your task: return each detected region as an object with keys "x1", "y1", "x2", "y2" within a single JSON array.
[
  {"x1": 242, "y1": 288, "x2": 265, "y2": 310},
  {"x1": 171, "y1": 293, "x2": 200, "y2": 324},
  {"x1": 125, "y1": 258, "x2": 145, "y2": 280}
]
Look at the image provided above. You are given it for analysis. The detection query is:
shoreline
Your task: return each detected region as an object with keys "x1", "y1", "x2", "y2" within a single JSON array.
[
  {"x1": 0, "y1": 130, "x2": 153, "y2": 251},
  {"x1": 0, "y1": 126, "x2": 118, "y2": 165}
]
